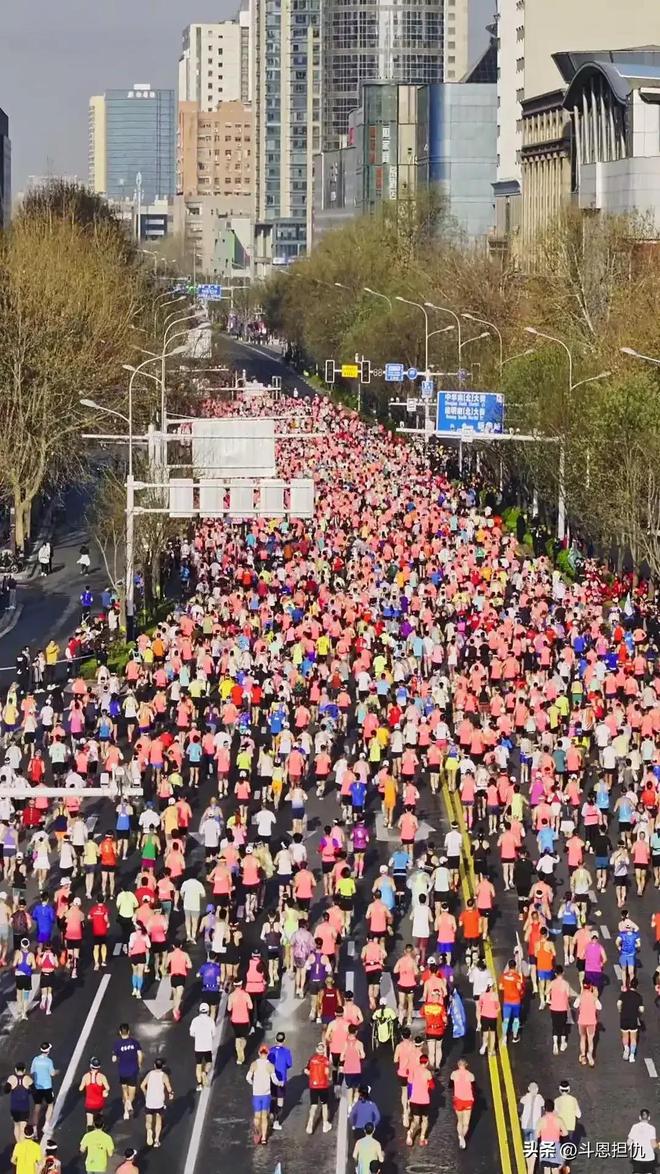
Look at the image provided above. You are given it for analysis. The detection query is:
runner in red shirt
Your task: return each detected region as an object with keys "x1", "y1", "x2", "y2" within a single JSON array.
[
  {"x1": 304, "y1": 1042, "x2": 332, "y2": 1136},
  {"x1": 88, "y1": 900, "x2": 110, "y2": 970}
]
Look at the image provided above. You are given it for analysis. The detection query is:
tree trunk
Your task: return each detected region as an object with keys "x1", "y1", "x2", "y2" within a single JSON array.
[
  {"x1": 22, "y1": 499, "x2": 31, "y2": 546},
  {"x1": 13, "y1": 489, "x2": 26, "y2": 552}
]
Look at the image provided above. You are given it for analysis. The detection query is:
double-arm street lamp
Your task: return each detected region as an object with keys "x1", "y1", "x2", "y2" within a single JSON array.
[
  {"x1": 525, "y1": 327, "x2": 611, "y2": 539},
  {"x1": 80, "y1": 343, "x2": 186, "y2": 633},
  {"x1": 462, "y1": 312, "x2": 503, "y2": 373},
  {"x1": 424, "y1": 302, "x2": 462, "y2": 370},
  {"x1": 395, "y1": 297, "x2": 430, "y2": 376}
]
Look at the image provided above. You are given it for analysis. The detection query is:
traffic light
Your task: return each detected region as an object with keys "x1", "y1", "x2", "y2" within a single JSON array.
[
  {"x1": 360, "y1": 358, "x2": 371, "y2": 384},
  {"x1": 324, "y1": 359, "x2": 336, "y2": 384}
]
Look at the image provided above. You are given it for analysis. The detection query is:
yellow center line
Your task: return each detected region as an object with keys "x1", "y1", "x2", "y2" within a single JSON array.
[
  {"x1": 446, "y1": 785, "x2": 527, "y2": 1174},
  {"x1": 440, "y1": 784, "x2": 513, "y2": 1174}
]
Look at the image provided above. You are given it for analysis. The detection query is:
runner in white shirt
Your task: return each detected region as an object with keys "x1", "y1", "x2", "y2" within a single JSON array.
[
  {"x1": 140, "y1": 1059, "x2": 173, "y2": 1149},
  {"x1": 246, "y1": 1047, "x2": 281, "y2": 1145},
  {"x1": 627, "y1": 1110, "x2": 658, "y2": 1172},
  {"x1": 253, "y1": 804, "x2": 277, "y2": 841},
  {"x1": 189, "y1": 1004, "x2": 216, "y2": 1090}
]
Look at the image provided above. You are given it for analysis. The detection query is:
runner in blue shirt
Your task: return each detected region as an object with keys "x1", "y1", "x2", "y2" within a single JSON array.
[
  {"x1": 112, "y1": 1024, "x2": 143, "y2": 1120},
  {"x1": 30, "y1": 1042, "x2": 56, "y2": 1134},
  {"x1": 268, "y1": 1032, "x2": 293, "y2": 1129},
  {"x1": 32, "y1": 896, "x2": 56, "y2": 947},
  {"x1": 198, "y1": 955, "x2": 223, "y2": 1021}
]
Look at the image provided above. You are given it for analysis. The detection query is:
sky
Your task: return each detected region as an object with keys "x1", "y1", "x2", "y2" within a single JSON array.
[
  {"x1": 0, "y1": 0, "x2": 236, "y2": 195},
  {"x1": 1, "y1": 0, "x2": 494, "y2": 197}
]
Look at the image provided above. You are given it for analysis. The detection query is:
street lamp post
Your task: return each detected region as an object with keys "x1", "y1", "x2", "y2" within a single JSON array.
[
  {"x1": 462, "y1": 312, "x2": 504, "y2": 373},
  {"x1": 459, "y1": 331, "x2": 489, "y2": 357},
  {"x1": 501, "y1": 348, "x2": 534, "y2": 368},
  {"x1": 161, "y1": 312, "x2": 203, "y2": 428},
  {"x1": 140, "y1": 249, "x2": 159, "y2": 277},
  {"x1": 425, "y1": 303, "x2": 462, "y2": 372},
  {"x1": 153, "y1": 293, "x2": 186, "y2": 334},
  {"x1": 81, "y1": 343, "x2": 187, "y2": 638},
  {"x1": 363, "y1": 286, "x2": 393, "y2": 311},
  {"x1": 525, "y1": 327, "x2": 610, "y2": 540},
  {"x1": 620, "y1": 346, "x2": 660, "y2": 367},
  {"x1": 395, "y1": 296, "x2": 430, "y2": 377}
]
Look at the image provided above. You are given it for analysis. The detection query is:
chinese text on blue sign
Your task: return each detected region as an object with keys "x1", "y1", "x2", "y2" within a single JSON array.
[{"x1": 436, "y1": 391, "x2": 504, "y2": 434}]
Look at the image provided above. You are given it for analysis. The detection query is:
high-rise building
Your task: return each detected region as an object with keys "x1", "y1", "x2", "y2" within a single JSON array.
[
  {"x1": 88, "y1": 96, "x2": 106, "y2": 195},
  {"x1": 313, "y1": 43, "x2": 497, "y2": 243},
  {"x1": 252, "y1": 0, "x2": 321, "y2": 270},
  {"x1": 320, "y1": 0, "x2": 466, "y2": 150},
  {"x1": 0, "y1": 107, "x2": 11, "y2": 229},
  {"x1": 493, "y1": 0, "x2": 660, "y2": 254},
  {"x1": 89, "y1": 84, "x2": 176, "y2": 203},
  {"x1": 178, "y1": 12, "x2": 252, "y2": 111},
  {"x1": 177, "y1": 100, "x2": 253, "y2": 198}
]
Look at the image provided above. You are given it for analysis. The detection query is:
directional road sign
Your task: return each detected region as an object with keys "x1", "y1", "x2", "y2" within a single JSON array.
[
  {"x1": 197, "y1": 283, "x2": 223, "y2": 300},
  {"x1": 385, "y1": 362, "x2": 405, "y2": 382},
  {"x1": 340, "y1": 363, "x2": 359, "y2": 379},
  {"x1": 421, "y1": 379, "x2": 434, "y2": 399},
  {"x1": 406, "y1": 367, "x2": 418, "y2": 381},
  {"x1": 436, "y1": 390, "x2": 504, "y2": 434}
]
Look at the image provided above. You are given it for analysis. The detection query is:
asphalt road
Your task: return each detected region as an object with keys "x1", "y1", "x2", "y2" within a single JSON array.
[
  {"x1": 206, "y1": 339, "x2": 660, "y2": 1170},
  {"x1": 1, "y1": 344, "x2": 655, "y2": 1174},
  {"x1": 0, "y1": 485, "x2": 107, "y2": 683}
]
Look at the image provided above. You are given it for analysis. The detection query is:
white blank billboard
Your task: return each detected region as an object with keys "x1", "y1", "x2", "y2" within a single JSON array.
[
  {"x1": 169, "y1": 478, "x2": 195, "y2": 517},
  {"x1": 290, "y1": 479, "x2": 315, "y2": 519},
  {"x1": 192, "y1": 418, "x2": 276, "y2": 478}
]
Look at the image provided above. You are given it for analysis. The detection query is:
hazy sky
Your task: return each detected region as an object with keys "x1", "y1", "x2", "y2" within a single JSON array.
[
  {"x1": 0, "y1": 0, "x2": 236, "y2": 195},
  {"x1": 1, "y1": 0, "x2": 493, "y2": 196}
]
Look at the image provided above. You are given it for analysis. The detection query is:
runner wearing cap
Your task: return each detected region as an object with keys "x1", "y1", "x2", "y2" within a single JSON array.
[
  {"x1": 79, "y1": 1059, "x2": 109, "y2": 1128},
  {"x1": 247, "y1": 1045, "x2": 281, "y2": 1145},
  {"x1": 189, "y1": 1003, "x2": 215, "y2": 1089}
]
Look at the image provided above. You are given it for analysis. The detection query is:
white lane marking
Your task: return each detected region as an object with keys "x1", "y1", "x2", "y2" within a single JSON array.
[
  {"x1": 44, "y1": 973, "x2": 111, "y2": 1139},
  {"x1": 183, "y1": 994, "x2": 228, "y2": 1174},
  {"x1": 113, "y1": 942, "x2": 122, "y2": 956},
  {"x1": 600, "y1": 925, "x2": 611, "y2": 939},
  {"x1": 379, "y1": 971, "x2": 397, "y2": 1013},
  {"x1": 347, "y1": 940, "x2": 356, "y2": 959},
  {"x1": 334, "y1": 1089, "x2": 349, "y2": 1174},
  {"x1": 345, "y1": 969, "x2": 355, "y2": 995},
  {"x1": 143, "y1": 976, "x2": 172, "y2": 1021},
  {"x1": 375, "y1": 814, "x2": 398, "y2": 843},
  {"x1": 614, "y1": 964, "x2": 623, "y2": 981},
  {"x1": 645, "y1": 1058, "x2": 658, "y2": 1078},
  {"x1": 271, "y1": 972, "x2": 298, "y2": 1025}
]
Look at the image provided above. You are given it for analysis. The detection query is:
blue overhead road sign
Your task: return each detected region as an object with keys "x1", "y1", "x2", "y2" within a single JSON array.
[
  {"x1": 436, "y1": 391, "x2": 504, "y2": 434},
  {"x1": 406, "y1": 367, "x2": 418, "y2": 381},
  {"x1": 384, "y1": 363, "x2": 405, "y2": 382},
  {"x1": 197, "y1": 283, "x2": 223, "y2": 300}
]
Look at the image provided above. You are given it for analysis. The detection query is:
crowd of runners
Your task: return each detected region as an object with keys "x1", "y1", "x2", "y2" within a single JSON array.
[{"x1": 0, "y1": 386, "x2": 657, "y2": 1174}]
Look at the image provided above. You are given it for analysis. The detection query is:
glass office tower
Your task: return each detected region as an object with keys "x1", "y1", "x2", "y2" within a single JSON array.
[
  {"x1": 103, "y1": 84, "x2": 175, "y2": 203},
  {"x1": 321, "y1": 0, "x2": 444, "y2": 150}
]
